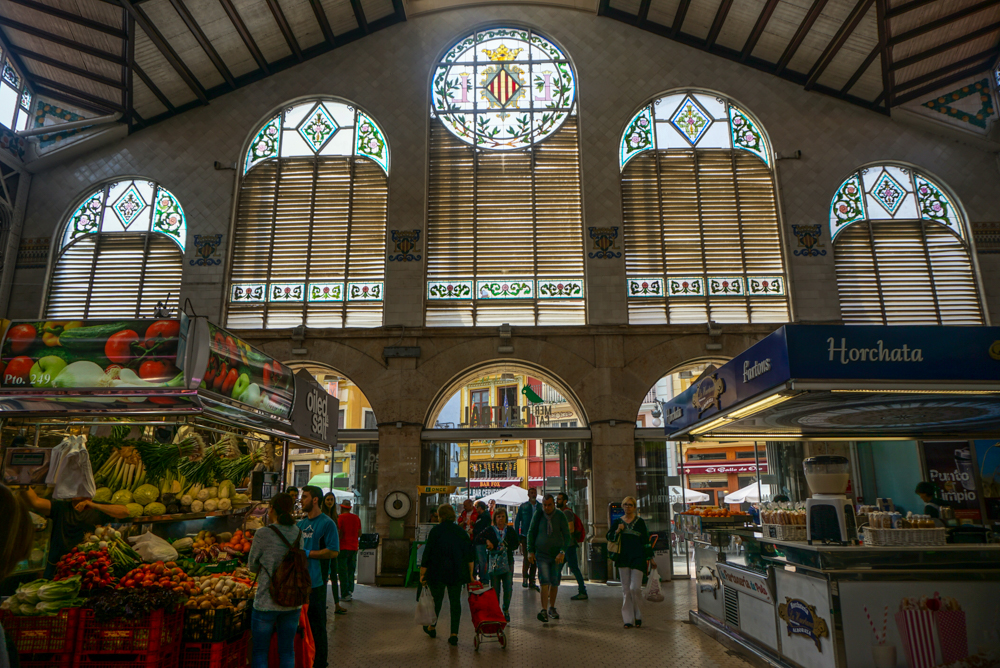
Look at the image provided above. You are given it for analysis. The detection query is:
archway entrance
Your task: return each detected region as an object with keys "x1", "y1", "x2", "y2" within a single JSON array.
[
  {"x1": 422, "y1": 363, "x2": 591, "y2": 582},
  {"x1": 286, "y1": 362, "x2": 379, "y2": 533}
]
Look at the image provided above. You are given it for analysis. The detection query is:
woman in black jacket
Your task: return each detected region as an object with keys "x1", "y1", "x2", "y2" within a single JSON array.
[
  {"x1": 606, "y1": 496, "x2": 650, "y2": 629},
  {"x1": 472, "y1": 500, "x2": 492, "y2": 580},
  {"x1": 420, "y1": 503, "x2": 475, "y2": 645},
  {"x1": 475, "y1": 507, "x2": 518, "y2": 620}
]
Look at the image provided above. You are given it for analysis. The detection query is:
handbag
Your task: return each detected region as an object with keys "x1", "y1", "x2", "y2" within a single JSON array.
[
  {"x1": 608, "y1": 520, "x2": 623, "y2": 554},
  {"x1": 487, "y1": 528, "x2": 510, "y2": 576}
]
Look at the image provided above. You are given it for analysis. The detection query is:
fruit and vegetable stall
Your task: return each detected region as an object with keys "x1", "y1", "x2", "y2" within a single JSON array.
[{"x1": 0, "y1": 315, "x2": 339, "y2": 668}]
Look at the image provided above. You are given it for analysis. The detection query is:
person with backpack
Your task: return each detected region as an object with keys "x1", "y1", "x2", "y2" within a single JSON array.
[
  {"x1": 474, "y1": 507, "x2": 518, "y2": 621},
  {"x1": 248, "y1": 493, "x2": 312, "y2": 668},
  {"x1": 419, "y1": 503, "x2": 475, "y2": 645},
  {"x1": 556, "y1": 492, "x2": 588, "y2": 600},
  {"x1": 298, "y1": 486, "x2": 340, "y2": 668}
]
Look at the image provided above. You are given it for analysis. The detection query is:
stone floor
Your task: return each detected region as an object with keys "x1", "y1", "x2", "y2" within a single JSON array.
[{"x1": 322, "y1": 577, "x2": 748, "y2": 667}]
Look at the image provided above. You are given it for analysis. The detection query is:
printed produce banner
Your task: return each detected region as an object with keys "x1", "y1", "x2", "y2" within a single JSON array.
[
  {"x1": 201, "y1": 323, "x2": 293, "y2": 419},
  {"x1": 0, "y1": 319, "x2": 184, "y2": 390}
]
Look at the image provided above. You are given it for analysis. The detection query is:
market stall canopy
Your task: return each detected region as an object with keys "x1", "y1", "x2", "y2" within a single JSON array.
[
  {"x1": 476, "y1": 485, "x2": 541, "y2": 506},
  {"x1": 669, "y1": 486, "x2": 711, "y2": 503},
  {"x1": 663, "y1": 325, "x2": 1000, "y2": 441},
  {"x1": 0, "y1": 316, "x2": 338, "y2": 449},
  {"x1": 723, "y1": 481, "x2": 769, "y2": 504}
]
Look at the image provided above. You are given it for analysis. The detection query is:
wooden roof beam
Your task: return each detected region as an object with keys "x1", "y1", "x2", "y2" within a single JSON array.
[
  {"x1": 671, "y1": 0, "x2": 692, "y2": 37},
  {"x1": 133, "y1": 61, "x2": 176, "y2": 113},
  {"x1": 5, "y1": 0, "x2": 127, "y2": 38},
  {"x1": 218, "y1": 0, "x2": 270, "y2": 73},
  {"x1": 349, "y1": 0, "x2": 369, "y2": 34},
  {"x1": 893, "y1": 46, "x2": 999, "y2": 93},
  {"x1": 306, "y1": 0, "x2": 335, "y2": 44},
  {"x1": 125, "y1": 13, "x2": 133, "y2": 129},
  {"x1": 118, "y1": 0, "x2": 208, "y2": 104},
  {"x1": 32, "y1": 76, "x2": 125, "y2": 112},
  {"x1": 894, "y1": 61, "x2": 997, "y2": 105},
  {"x1": 805, "y1": 0, "x2": 874, "y2": 90},
  {"x1": 775, "y1": 0, "x2": 830, "y2": 74},
  {"x1": 840, "y1": 42, "x2": 879, "y2": 94},
  {"x1": 741, "y1": 0, "x2": 780, "y2": 61},
  {"x1": 875, "y1": 0, "x2": 894, "y2": 106},
  {"x1": 9, "y1": 46, "x2": 125, "y2": 89},
  {"x1": 885, "y1": 0, "x2": 939, "y2": 20},
  {"x1": 0, "y1": 16, "x2": 126, "y2": 64},
  {"x1": 891, "y1": 20, "x2": 1000, "y2": 71},
  {"x1": 34, "y1": 86, "x2": 119, "y2": 114},
  {"x1": 889, "y1": 0, "x2": 1000, "y2": 46},
  {"x1": 637, "y1": 0, "x2": 652, "y2": 25},
  {"x1": 706, "y1": 0, "x2": 734, "y2": 49},
  {"x1": 168, "y1": 0, "x2": 235, "y2": 88},
  {"x1": 265, "y1": 0, "x2": 302, "y2": 60}
]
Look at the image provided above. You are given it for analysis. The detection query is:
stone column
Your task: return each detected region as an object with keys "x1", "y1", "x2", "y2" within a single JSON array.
[
  {"x1": 374, "y1": 423, "x2": 422, "y2": 577},
  {"x1": 589, "y1": 421, "x2": 636, "y2": 544}
]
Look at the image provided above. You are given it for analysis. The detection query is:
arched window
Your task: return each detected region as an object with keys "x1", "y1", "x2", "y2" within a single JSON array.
[
  {"x1": 46, "y1": 178, "x2": 185, "y2": 319},
  {"x1": 425, "y1": 27, "x2": 585, "y2": 327},
  {"x1": 227, "y1": 97, "x2": 390, "y2": 329},
  {"x1": 620, "y1": 91, "x2": 788, "y2": 325},
  {"x1": 830, "y1": 164, "x2": 984, "y2": 324}
]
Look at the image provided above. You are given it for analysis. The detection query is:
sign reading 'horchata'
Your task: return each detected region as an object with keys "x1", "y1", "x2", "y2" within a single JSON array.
[{"x1": 827, "y1": 338, "x2": 924, "y2": 365}]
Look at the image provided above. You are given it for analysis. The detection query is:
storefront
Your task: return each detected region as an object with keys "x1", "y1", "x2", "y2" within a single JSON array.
[{"x1": 662, "y1": 324, "x2": 1000, "y2": 668}]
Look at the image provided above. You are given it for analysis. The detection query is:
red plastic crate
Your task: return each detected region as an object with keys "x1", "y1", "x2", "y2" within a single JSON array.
[
  {"x1": 75, "y1": 645, "x2": 181, "y2": 668},
  {"x1": 181, "y1": 631, "x2": 249, "y2": 668},
  {"x1": 17, "y1": 652, "x2": 74, "y2": 668},
  {"x1": 76, "y1": 607, "x2": 183, "y2": 654},
  {"x1": 0, "y1": 608, "x2": 80, "y2": 653}
]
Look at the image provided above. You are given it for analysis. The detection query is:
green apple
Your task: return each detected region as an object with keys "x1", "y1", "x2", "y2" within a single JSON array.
[
  {"x1": 232, "y1": 372, "x2": 250, "y2": 400},
  {"x1": 30, "y1": 356, "x2": 68, "y2": 388}
]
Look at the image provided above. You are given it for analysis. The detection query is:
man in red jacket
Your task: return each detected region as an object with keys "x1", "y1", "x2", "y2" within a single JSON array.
[{"x1": 337, "y1": 499, "x2": 363, "y2": 601}]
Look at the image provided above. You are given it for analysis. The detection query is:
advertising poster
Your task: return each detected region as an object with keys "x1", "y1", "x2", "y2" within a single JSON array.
[
  {"x1": 1, "y1": 318, "x2": 186, "y2": 390},
  {"x1": 840, "y1": 581, "x2": 1000, "y2": 668},
  {"x1": 922, "y1": 441, "x2": 982, "y2": 522},
  {"x1": 973, "y1": 440, "x2": 1000, "y2": 521},
  {"x1": 774, "y1": 569, "x2": 836, "y2": 668},
  {"x1": 202, "y1": 323, "x2": 294, "y2": 419}
]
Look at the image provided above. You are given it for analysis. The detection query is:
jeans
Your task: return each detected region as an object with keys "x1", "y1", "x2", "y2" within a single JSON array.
[
  {"x1": 337, "y1": 550, "x2": 358, "y2": 597},
  {"x1": 619, "y1": 567, "x2": 644, "y2": 625},
  {"x1": 535, "y1": 556, "x2": 559, "y2": 587},
  {"x1": 321, "y1": 559, "x2": 339, "y2": 605},
  {"x1": 562, "y1": 544, "x2": 586, "y2": 592},
  {"x1": 519, "y1": 538, "x2": 536, "y2": 584},
  {"x1": 251, "y1": 607, "x2": 299, "y2": 668},
  {"x1": 307, "y1": 586, "x2": 328, "y2": 668},
  {"x1": 475, "y1": 544, "x2": 488, "y2": 580},
  {"x1": 489, "y1": 569, "x2": 513, "y2": 612},
  {"x1": 428, "y1": 582, "x2": 463, "y2": 636}
]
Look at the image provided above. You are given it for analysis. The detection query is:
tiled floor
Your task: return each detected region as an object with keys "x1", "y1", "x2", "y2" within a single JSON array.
[{"x1": 322, "y1": 577, "x2": 747, "y2": 667}]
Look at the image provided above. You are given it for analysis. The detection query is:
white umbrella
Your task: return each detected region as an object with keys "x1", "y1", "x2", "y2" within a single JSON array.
[
  {"x1": 724, "y1": 481, "x2": 769, "y2": 504},
  {"x1": 669, "y1": 486, "x2": 710, "y2": 503},
  {"x1": 477, "y1": 485, "x2": 541, "y2": 506}
]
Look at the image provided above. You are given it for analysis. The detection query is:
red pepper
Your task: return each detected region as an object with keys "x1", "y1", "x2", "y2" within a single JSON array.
[
  {"x1": 221, "y1": 367, "x2": 239, "y2": 395},
  {"x1": 212, "y1": 362, "x2": 227, "y2": 391}
]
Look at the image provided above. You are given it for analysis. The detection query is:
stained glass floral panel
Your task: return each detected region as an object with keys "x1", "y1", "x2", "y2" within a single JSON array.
[
  {"x1": 2, "y1": 61, "x2": 19, "y2": 88},
  {"x1": 707, "y1": 277, "x2": 744, "y2": 296},
  {"x1": 152, "y1": 187, "x2": 186, "y2": 251},
  {"x1": 347, "y1": 282, "x2": 383, "y2": 301},
  {"x1": 244, "y1": 116, "x2": 281, "y2": 174},
  {"x1": 619, "y1": 106, "x2": 654, "y2": 171},
  {"x1": 536, "y1": 279, "x2": 583, "y2": 299},
  {"x1": 268, "y1": 283, "x2": 305, "y2": 302},
  {"x1": 20, "y1": 88, "x2": 30, "y2": 110},
  {"x1": 427, "y1": 281, "x2": 473, "y2": 300},
  {"x1": 231, "y1": 284, "x2": 266, "y2": 302},
  {"x1": 627, "y1": 277, "x2": 663, "y2": 297},
  {"x1": 476, "y1": 279, "x2": 534, "y2": 299},
  {"x1": 61, "y1": 190, "x2": 104, "y2": 249},
  {"x1": 667, "y1": 277, "x2": 704, "y2": 296},
  {"x1": 829, "y1": 173, "x2": 865, "y2": 240},
  {"x1": 915, "y1": 174, "x2": 962, "y2": 237},
  {"x1": 354, "y1": 110, "x2": 389, "y2": 175},
  {"x1": 747, "y1": 276, "x2": 785, "y2": 295},
  {"x1": 308, "y1": 283, "x2": 345, "y2": 302},
  {"x1": 729, "y1": 105, "x2": 769, "y2": 165}
]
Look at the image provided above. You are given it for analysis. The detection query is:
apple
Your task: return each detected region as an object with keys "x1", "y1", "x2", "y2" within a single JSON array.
[
  {"x1": 31, "y1": 356, "x2": 68, "y2": 388},
  {"x1": 231, "y1": 372, "x2": 250, "y2": 400}
]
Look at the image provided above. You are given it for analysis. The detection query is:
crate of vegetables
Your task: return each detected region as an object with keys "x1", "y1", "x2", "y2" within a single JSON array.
[
  {"x1": 181, "y1": 630, "x2": 249, "y2": 668},
  {"x1": 77, "y1": 587, "x2": 185, "y2": 655},
  {"x1": 183, "y1": 576, "x2": 252, "y2": 642},
  {"x1": 0, "y1": 577, "x2": 85, "y2": 653}
]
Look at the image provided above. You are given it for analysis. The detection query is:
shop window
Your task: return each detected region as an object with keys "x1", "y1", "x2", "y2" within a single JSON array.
[
  {"x1": 293, "y1": 465, "x2": 310, "y2": 489},
  {"x1": 620, "y1": 91, "x2": 788, "y2": 325},
  {"x1": 363, "y1": 410, "x2": 377, "y2": 430},
  {"x1": 736, "y1": 451, "x2": 758, "y2": 459},
  {"x1": 338, "y1": 409, "x2": 345, "y2": 429},
  {"x1": 46, "y1": 178, "x2": 185, "y2": 319},
  {"x1": 425, "y1": 27, "x2": 585, "y2": 326},
  {"x1": 830, "y1": 163, "x2": 984, "y2": 325},
  {"x1": 688, "y1": 452, "x2": 728, "y2": 461},
  {"x1": 228, "y1": 97, "x2": 389, "y2": 329}
]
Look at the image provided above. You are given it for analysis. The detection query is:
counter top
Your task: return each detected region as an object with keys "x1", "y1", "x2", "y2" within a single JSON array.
[{"x1": 757, "y1": 537, "x2": 1000, "y2": 552}]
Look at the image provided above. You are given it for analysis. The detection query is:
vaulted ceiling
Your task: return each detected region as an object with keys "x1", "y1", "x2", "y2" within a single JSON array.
[{"x1": 0, "y1": 0, "x2": 997, "y2": 132}]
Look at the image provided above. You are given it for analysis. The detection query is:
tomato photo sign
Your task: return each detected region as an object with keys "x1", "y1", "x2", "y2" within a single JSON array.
[
  {"x1": 0, "y1": 319, "x2": 184, "y2": 391},
  {"x1": 201, "y1": 323, "x2": 293, "y2": 419}
]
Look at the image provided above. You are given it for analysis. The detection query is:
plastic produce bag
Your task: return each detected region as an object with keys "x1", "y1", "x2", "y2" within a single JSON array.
[
  {"x1": 52, "y1": 436, "x2": 96, "y2": 500},
  {"x1": 44, "y1": 437, "x2": 70, "y2": 487},
  {"x1": 645, "y1": 567, "x2": 664, "y2": 602},
  {"x1": 415, "y1": 586, "x2": 437, "y2": 626},
  {"x1": 127, "y1": 532, "x2": 178, "y2": 562}
]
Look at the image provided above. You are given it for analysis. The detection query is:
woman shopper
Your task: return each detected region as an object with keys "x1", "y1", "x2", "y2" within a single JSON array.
[
  {"x1": 247, "y1": 493, "x2": 303, "y2": 668},
  {"x1": 1, "y1": 484, "x2": 33, "y2": 668},
  {"x1": 472, "y1": 501, "x2": 491, "y2": 581},
  {"x1": 419, "y1": 503, "x2": 475, "y2": 646},
  {"x1": 320, "y1": 493, "x2": 348, "y2": 615},
  {"x1": 475, "y1": 507, "x2": 518, "y2": 621},
  {"x1": 607, "y1": 496, "x2": 650, "y2": 629}
]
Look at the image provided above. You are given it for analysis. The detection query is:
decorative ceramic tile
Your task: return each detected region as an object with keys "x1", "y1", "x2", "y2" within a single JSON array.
[
  {"x1": 308, "y1": 282, "x2": 345, "y2": 302},
  {"x1": 190, "y1": 234, "x2": 223, "y2": 266},
  {"x1": 666, "y1": 277, "x2": 704, "y2": 296},
  {"x1": 427, "y1": 281, "x2": 473, "y2": 300},
  {"x1": 476, "y1": 279, "x2": 534, "y2": 299},
  {"x1": 268, "y1": 283, "x2": 305, "y2": 302},
  {"x1": 747, "y1": 276, "x2": 784, "y2": 295},
  {"x1": 627, "y1": 277, "x2": 663, "y2": 297},
  {"x1": 231, "y1": 284, "x2": 265, "y2": 302},
  {"x1": 707, "y1": 276, "x2": 744, "y2": 296},
  {"x1": 536, "y1": 279, "x2": 583, "y2": 299},
  {"x1": 792, "y1": 224, "x2": 826, "y2": 257},
  {"x1": 388, "y1": 229, "x2": 421, "y2": 261},
  {"x1": 588, "y1": 227, "x2": 621, "y2": 259},
  {"x1": 347, "y1": 281, "x2": 383, "y2": 301}
]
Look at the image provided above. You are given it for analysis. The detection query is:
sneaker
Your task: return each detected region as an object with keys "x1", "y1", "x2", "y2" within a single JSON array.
[
  {"x1": 342, "y1": 593, "x2": 353, "y2": 602},
  {"x1": 548, "y1": 607, "x2": 559, "y2": 619},
  {"x1": 537, "y1": 609, "x2": 549, "y2": 623},
  {"x1": 529, "y1": 583, "x2": 540, "y2": 592},
  {"x1": 571, "y1": 592, "x2": 588, "y2": 600}
]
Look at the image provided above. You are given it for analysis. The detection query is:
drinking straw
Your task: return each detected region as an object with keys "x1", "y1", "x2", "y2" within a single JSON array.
[
  {"x1": 864, "y1": 606, "x2": 879, "y2": 642},
  {"x1": 881, "y1": 605, "x2": 888, "y2": 645}
]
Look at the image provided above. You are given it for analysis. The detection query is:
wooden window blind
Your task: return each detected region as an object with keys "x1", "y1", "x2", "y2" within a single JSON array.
[
  {"x1": 834, "y1": 220, "x2": 983, "y2": 325},
  {"x1": 227, "y1": 156, "x2": 387, "y2": 329},
  {"x1": 46, "y1": 234, "x2": 182, "y2": 319},
  {"x1": 425, "y1": 117, "x2": 585, "y2": 327},
  {"x1": 622, "y1": 149, "x2": 788, "y2": 324}
]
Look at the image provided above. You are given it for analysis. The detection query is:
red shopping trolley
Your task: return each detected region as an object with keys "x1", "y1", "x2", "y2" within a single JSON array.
[{"x1": 467, "y1": 582, "x2": 507, "y2": 650}]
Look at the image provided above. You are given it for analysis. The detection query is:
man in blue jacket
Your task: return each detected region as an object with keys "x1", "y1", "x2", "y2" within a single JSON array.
[{"x1": 514, "y1": 486, "x2": 540, "y2": 591}]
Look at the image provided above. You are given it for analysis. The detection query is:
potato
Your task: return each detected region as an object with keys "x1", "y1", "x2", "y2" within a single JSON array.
[{"x1": 199, "y1": 600, "x2": 212, "y2": 609}]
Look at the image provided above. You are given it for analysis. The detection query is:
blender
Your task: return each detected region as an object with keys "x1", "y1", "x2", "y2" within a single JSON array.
[{"x1": 803, "y1": 455, "x2": 857, "y2": 545}]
